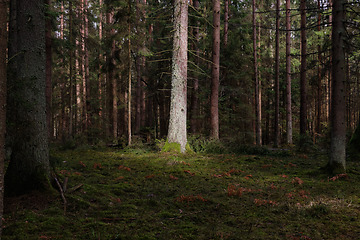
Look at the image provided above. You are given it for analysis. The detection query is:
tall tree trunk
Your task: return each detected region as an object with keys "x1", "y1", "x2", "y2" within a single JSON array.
[
  {"x1": 0, "y1": 0, "x2": 8, "y2": 235},
  {"x1": 6, "y1": 0, "x2": 51, "y2": 195},
  {"x1": 69, "y1": 0, "x2": 74, "y2": 137},
  {"x1": 84, "y1": 0, "x2": 90, "y2": 135},
  {"x1": 300, "y1": 0, "x2": 307, "y2": 137},
  {"x1": 253, "y1": 0, "x2": 261, "y2": 145},
  {"x1": 106, "y1": 9, "x2": 117, "y2": 140},
  {"x1": 190, "y1": 0, "x2": 200, "y2": 134},
  {"x1": 128, "y1": 3, "x2": 132, "y2": 146},
  {"x1": 224, "y1": 0, "x2": 229, "y2": 47},
  {"x1": 167, "y1": 0, "x2": 188, "y2": 152},
  {"x1": 210, "y1": 0, "x2": 220, "y2": 139},
  {"x1": 45, "y1": 0, "x2": 52, "y2": 139},
  {"x1": 329, "y1": 0, "x2": 346, "y2": 173},
  {"x1": 285, "y1": 0, "x2": 293, "y2": 145},
  {"x1": 274, "y1": 0, "x2": 280, "y2": 147},
  {"x1": 316, "y1": 0, "x2": 322, "y2": 135}
]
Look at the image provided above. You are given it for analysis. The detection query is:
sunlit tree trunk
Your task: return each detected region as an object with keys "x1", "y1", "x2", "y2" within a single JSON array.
[
  {"x1": 274, "y1": 0, "x2": 280, "y2": 147},
  {"x1": 329, "y1": 0, "x2": 346, "y2": 173},
  {"x1": 0, "y1": 0, "x2": 8, "y2": 235},
  {"x1": 286, "y1": 0, "x2": 293, "y2": 144},
  {"x1": 167, "y1": 0, "x2": 188, "y2": 152},
  {"x1": 210, "y1": 0, "x2": 220, "y2": 139},
  {"x1": 5, "y1": 0, "x2": 51, "y2": 195}
]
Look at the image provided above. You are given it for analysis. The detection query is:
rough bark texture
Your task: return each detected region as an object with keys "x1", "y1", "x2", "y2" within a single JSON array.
[
  {"x1": 300, "y1": 0, "x2": 307, "y2": 137},
  {"x1": 210, "y1": 0, "x2": 220, "y2": 139},
  {"x1": 285, "y1": 0, "x2": 293, "y2": 145},
  {"x1": 253, "y1": 0, "x2": 261, "y2": 146},
  {"x1": 5, "y1": 0, "x2": 51, "y2": 196},
  {"x1": 45, "y1": 0, "x2": 52, "y2": 139},
  {"x1": 0, "y1": 0, "x2": 8, "y2": 235},
  {"x1": 274, "y1": 0, "x2": 280, "y2": 147},
  {"x1": 224, "y1": 0, "x2": 228, "y2": 47},
  {"x1": 329, "y1": 0, "x2": 346, "y2": 173},
  {"x1": 190, "y1": 0, "x2": 200, "y2": 134},
  {"x1": 167, "y1": 0, "x2": 188, "y2": 153}
]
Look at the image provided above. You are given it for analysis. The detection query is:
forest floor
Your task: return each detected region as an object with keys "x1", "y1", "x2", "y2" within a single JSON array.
[{"x1": 2, "y1": 145, "x2": 360, "y2": 239}]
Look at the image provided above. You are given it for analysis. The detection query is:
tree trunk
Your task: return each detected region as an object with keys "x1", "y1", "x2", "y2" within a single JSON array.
[
  {"x1": 224, "y1": 0, "x2": 229, "y2": 47},
  {"x1": 5, "y1": 0, "x2": 51, "y2": 195},
  {"x1": 0, "y1": 0, "x2": 8, "y2": 235},
  {"x1": 300, "y1": 0, "x2": 307, "y2": 137},
  {"x1": 329, "y1": 0, "x2": 346, "y2": 173},
  {"x1": 167, "y1": 0, "x2": 188, "y2": 152},
  {"x1": 190, "y1": 0, "x2": 200, "y2": 134},
  {"x1": 285, "y1": 0, "x2": 293, "y2": 145},
  {"x1": 128, "y1": 7, "x2": 132, "y2": 146},
  {"x1": 210, "y1": 0, "x2": 220, "y2": 139},
  {"x1": 45, "y1": 0, "x2": 52, "y2": 139},
  {"x1": 274, "y1": 0, "x2": 280, "y2": 147},
  {"x1": 253, "y1": 0, "x2": 261, "y2": 145},
  {"x1": 316, "y1": 0, "x2": 322, "y2": 135}
]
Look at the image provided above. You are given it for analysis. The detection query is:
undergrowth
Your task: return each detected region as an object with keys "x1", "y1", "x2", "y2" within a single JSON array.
[{"x1": 3, "y1": 147, "x2": 360, "y2": 239}]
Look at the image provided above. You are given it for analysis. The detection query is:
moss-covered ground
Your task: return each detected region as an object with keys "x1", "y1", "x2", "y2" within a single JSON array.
[{"x1": 3, "y1": 147, "x2": 360, "y2": 239}]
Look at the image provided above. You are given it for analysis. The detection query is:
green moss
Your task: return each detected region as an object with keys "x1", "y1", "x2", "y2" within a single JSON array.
[{"x1": 162, "y1": 141, "x2": 182, "y2": 153}]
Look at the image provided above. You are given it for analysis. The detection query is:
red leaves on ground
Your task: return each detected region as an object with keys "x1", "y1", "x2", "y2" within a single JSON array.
[
  {"x1": 169, "y1": 174, "x2": 179, "y2": 180},
  {"x1": 175, "y1": 194, "x2": 207, "y2": 203},
  {"x1": 212, "y1": 168, "x2": 244, "y2": 178},
  {"x1": 228, "y1": 184, "x2": 243, "y2": 197},
  {"x1": 244, "y1": 175, "x2": 253, "y2": 180},
  {"x1": 145, "y1": 174, "x2": 155, "y2": 179},
  {"x1": 93, "y1": 163, "x2": 102, "y2": 169},
  {"x1": 79, "y1": 161, "x2": 86, "y2": 167},
  {"x1": 227, "y1": 184, "x2": 261, "y2": 197},
  {"x1": 287, "y1": 190, "x2": 309, "y2": 200},
  {"x1": 280, "y1": 174, "x2": 289, "y2": 178},
  {"x1": 254, "y1": 198, "x2": 277, "y2": 206},
  {"x1": 284, "y1": 162, "x2": 297, "y2": 168},
  {"x1": 328, "y1": 173, "x2": 349, "y2": 182},
  {"x1": 184, "y1": 170, "x2": 195, "y2": 176},
  {"x1": 114, "y1": 176, "x2": 124, "y2": 181},
  {"x1": 118, "y1": 165, "x2": 131, "y2": 171},
  {"x1": 262, "y1": 164, "x2": 273, "y2": 168},
  {"x1": 292, "y1": 177, "x2": 304, "y2": 185},
  {"x1": 180, "y1": 161, "x2": 191, "y2": 166}
]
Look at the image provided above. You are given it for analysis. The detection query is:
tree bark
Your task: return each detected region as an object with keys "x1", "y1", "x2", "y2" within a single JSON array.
[
  {"x1": 285, "y1": 0, "x2": 293, "y2": 145},
  {"x1": 5, "y1": 0, "x2": 51, "y2": 195},
  {"x1": 210, "y1": 0, "x2": 220, "y2": 139},
  {"x1": 253, "y1": 0, "x2": 261, "y2": 145},
  {"x1": 167, "y1": 0, "x2": 188, "y2": 152},
  {"x1": 0, "y1": 0, "x2": 8, "y2": 235},
  {"x1": 224, "y1": 0, "x2": 229, "y2": 47},
  {"x1": 329, "y1": 0, "x2": 346, "y2": 173},
  {"x1": 300, "y1": 0, "x2": 307, "y2": 137},
  {"x1": 274, "y1": 0, "x2": 280, "y2": 147},
  {"x1": 316, "y1": 0, "x2": 322, "y2": 135},
  {"x1": 190, "y1": 0, "x2": 200, "y2": 134},
  {"x1": 45, "y1": 0, "x2": 52, "y2": 139}
]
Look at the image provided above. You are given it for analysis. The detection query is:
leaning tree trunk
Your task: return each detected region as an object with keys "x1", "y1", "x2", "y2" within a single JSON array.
[
  {"x1": 166, "y1": 0, "x2": 188, "y2": 152},
  {"x1": 5, "y1": 0, "x2": 51, "y2": 196},
  {"x1": 329, "y1": 0, "x2": 346, "y2": 173},
  {"x1": 0, "y1": 0, "x2": 8, "y2": 235},
  {"x1": 210, "y1": 0, "x2": 220, "y2": 139}
]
